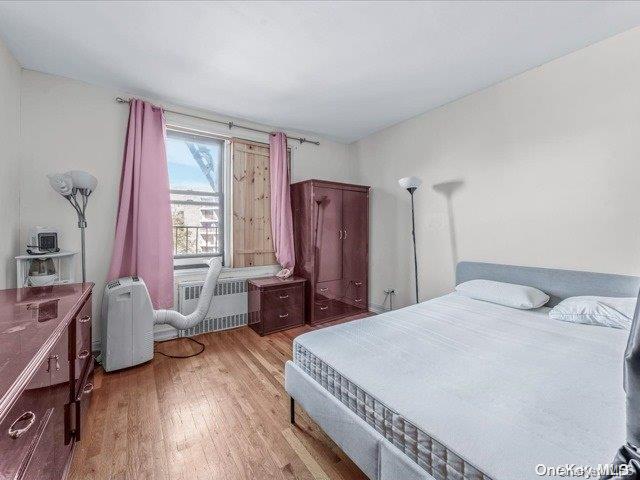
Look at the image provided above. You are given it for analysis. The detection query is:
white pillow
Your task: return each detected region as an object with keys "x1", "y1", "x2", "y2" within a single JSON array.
[
  {"x1": 548, "y1": 296, "x2": 636, "y2": 330},
  {"x1": 455, "y1": 279, "x2": 550, "y2": 309}
]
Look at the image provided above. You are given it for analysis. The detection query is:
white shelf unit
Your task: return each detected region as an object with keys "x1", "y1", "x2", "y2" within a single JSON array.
[{"x1": 16, "y1": 250, "x2": 79, "y2": 287}]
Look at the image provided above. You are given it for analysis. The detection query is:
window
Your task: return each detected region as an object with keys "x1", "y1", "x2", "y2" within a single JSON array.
[
  {"x1": 166, "y1": 128, "x2": 225, "y2": 267},
  {"x1": 166, "y1": 128, "x2": 290, "y2": 270}
]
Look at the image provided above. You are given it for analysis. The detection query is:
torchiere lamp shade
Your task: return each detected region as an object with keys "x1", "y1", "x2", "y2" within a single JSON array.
[{"x1": 398, "y1": 176, "x2": 423, "y2": 190}]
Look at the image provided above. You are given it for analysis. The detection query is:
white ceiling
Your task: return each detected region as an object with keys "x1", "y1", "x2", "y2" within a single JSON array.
[{"x1": 1, "y1": 1, "x2": 640, "y2": 143}]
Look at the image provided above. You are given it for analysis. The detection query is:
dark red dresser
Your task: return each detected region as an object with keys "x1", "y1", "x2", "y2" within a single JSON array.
[
  {"x1": 248, "y1": 276, "x2": 306, "y2": 335},
  {"x1": 0, "y1": 283, "x2": 94, "y2": 480}
]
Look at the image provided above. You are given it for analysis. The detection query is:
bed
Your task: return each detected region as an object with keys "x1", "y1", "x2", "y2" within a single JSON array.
[{"x1": 284, "y1": 262, "x2": 640, "y2": 480}]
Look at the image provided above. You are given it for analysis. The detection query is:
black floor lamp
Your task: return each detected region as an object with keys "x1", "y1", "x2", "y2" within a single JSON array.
[{"x1": 399, "y1": 176, "x2": 422, "y2": 304}]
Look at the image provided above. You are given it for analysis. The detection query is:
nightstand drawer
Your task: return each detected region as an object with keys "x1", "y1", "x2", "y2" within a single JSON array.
[
  {"x1": 262, "y1": 286, "x2": 303, "y2": 310},
  {"x1": 262, "y1": 304, "x2": 304, "y2": 333}
]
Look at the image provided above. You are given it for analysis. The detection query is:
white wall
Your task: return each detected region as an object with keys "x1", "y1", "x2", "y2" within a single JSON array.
[
  {"x1": 0, "y1": 37, "x2": 21, "y2": 289},
  {"x1": 352, "y1": 27, "x2": 640, "y2": 310},
  {"x1": 16, "y1": 25, "x2": 640, "y2": 329},
  {"x1": 19, "y1": 70, "x2": 356, "y2": 342}
]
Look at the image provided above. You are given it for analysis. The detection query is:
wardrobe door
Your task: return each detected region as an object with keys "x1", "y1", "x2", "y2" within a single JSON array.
[
  {"x1": 342, "y1": 189, "x2": 368, "y2": 310},
  {"x1": 314, "y1": 187, "x2": 343, "y2": 283}
]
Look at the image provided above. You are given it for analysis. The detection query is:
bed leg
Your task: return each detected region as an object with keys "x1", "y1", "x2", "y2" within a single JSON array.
[{"x1": 290, "y1": 397, "x2": 295, "y2": 425}]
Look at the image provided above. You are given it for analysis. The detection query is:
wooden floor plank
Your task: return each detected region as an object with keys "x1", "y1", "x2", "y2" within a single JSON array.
[{"x1": 70, "y1": 323, "x2": 367, "y2": 480}]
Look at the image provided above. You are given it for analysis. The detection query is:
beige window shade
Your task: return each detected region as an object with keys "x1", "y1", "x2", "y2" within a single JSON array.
[{"x1": 231, "y1": 139, "x2": 279, "y2": 267}]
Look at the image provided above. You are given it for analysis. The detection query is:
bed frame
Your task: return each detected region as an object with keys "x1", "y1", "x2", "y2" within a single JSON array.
[{"x1": 285, "y1": 261, "x2": 640, "y2": 480}]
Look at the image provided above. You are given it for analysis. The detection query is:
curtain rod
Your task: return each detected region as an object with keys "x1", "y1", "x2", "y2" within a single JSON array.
[{"x1": 115, "y1": 97, "x2": 320, "y2": 146}]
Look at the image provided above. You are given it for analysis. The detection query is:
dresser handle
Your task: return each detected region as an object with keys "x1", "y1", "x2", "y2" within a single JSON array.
[
  {"x1": 79, "y1": 315, "x2": 91, "y2": 323},
  {"x1": 78, "y1": 349, "x2": 90, "y2": 360},
  {"x1": 47, "y1": 354, "x2": 60, "y2": 372},
  {"x1": 279, "y1": 313, "x2": 289, "y2": 319},
  {"x1": 8, "y1": 411, "x2": 35, "y2": 439},
  {"x1": 319, "y1": 305, "x2": 329, "y2": 311},
  {"x1": 279, "y1": 294, "x2": 289, "y2": 299},
  {"x1": 319, "y1": 287, "x2": 328, "y2": 292},
  {"x1": 83, "y1": 382, "x2": 94, "y2": 395},
  {"x1": 354, "y1": 282, "x2": 363, "y2": 287}
]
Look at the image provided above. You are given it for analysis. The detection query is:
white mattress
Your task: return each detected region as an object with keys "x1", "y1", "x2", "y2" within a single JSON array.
[{"x1": 292, "y1": 293, "x2": 628, "y2": 480}]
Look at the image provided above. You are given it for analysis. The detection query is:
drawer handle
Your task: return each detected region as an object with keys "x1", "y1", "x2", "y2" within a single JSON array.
[
  {"x1": 319, "y1": 287, "x2": 328, "y2": 292},
  {"x1": 279, "y1": 313, "x2": 289, "y2": 319},
  {"x1": 355, "y1": 298, "x2": 363, "y2": 302},
  {"x1": 319, "y1": 305, "x2": 329, "y2": 311},
  {"x1": 79, "y1": 315, "x2": 91, "y2": 323},
  {"x1": 279, "y1": 294, "x2": 289, "y2": 299},
  {"x1": 47, "y1": 354, "x2": 60, "y2": 372},
  {"x1": 78, "y1": 349, "x2": 90, "y2": 360},
  {"x1": 354, "y1": 282, "x2": 363, "y2": 287},
  {"x1": 8, "y1": 411, "x2": 36, "y2": 439},
  {"x1": 83, "y1": 382, "x2": 94, "y2": 395}
]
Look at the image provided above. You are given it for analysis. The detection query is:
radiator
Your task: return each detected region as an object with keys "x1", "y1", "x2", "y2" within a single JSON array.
[{"x1": 177, "y1": 278, "x2": 248, "y2": 337}]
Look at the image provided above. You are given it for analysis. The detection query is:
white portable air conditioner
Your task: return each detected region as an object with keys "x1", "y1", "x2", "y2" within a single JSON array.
[
  {"x1": 100, "y1": 259, "x2": 223, "y2": 372},
  {"x1": 101, "y1": 276, "x2": 154, "y2": 372}
]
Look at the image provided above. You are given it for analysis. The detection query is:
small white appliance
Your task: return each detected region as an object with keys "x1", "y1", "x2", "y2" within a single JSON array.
[
  {"x1": 100, "y1": 259, "x2": 222, "y2": 372},
  {"x1": 28, "y1": 257, "x2": 57, "y2": 286},
  {"x1": 27, "y1": 227, "x2": 60, "y2": 255},
  {"x1": 100, "y1": 276, "x2": 154, "y2": 372}
]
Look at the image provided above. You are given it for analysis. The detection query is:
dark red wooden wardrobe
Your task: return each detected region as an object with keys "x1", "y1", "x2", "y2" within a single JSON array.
[{"x1": 290, "y1": 179, "x2": 370, "y2": 325}]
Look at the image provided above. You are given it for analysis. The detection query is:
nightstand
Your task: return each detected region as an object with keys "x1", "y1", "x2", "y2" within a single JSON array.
[{"x1": 248, "y1": 276, "x2": 306, "y2": 335}]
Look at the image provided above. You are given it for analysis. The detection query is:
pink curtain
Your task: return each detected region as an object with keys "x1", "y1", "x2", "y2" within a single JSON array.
[
  {"x1": 269, "y1": 132, "x2": 295, "y2": 271},
  {"x1": 107, "y1": 99, "x2": 174, "y2": 309}
]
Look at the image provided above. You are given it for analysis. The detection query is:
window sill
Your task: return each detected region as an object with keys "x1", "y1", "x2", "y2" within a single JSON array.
[{"x1": 173, "y1": 264, "x2": 280, "y2": 281}]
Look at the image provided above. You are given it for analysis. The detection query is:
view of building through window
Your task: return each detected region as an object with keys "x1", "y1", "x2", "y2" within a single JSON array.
[{"x1": 165, "y1": 128, "x2": 225, "y2": 264}]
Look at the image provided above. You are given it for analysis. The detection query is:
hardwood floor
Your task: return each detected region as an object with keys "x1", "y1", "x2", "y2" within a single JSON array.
[{"x1": 69, "y1": 321, "x2": 369, "y2": 480}]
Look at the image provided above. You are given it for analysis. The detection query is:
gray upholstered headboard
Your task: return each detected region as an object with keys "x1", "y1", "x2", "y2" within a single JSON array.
[{"x1": 456, "y1": 261, "x2": 640, "y2": 307}]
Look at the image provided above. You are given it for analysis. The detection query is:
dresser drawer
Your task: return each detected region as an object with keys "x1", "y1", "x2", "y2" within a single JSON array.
[
  {"x1": 262, "y1": 286, "x2": 304, "y2": 310},
  {"x1": 313, "y1": 301, "x2": 334, "y2": 322},
  {"x1": 315, "y1": 280, "x2": 343, "y2": 301},
  {"x1": 75, "y1": 295, "x2": 92, "y2": 355},
  {"x1": 345, "y1": 280, "x2": 367, "y2": 308},
  {"x1": 74, "y1": 358, "x2": 94, "y2": 442},
  {"x1": 0, "y1": 356, "x2": 52, "y2": 479},
  {"x1": 75, "y1": 355, "x2": 93, "y2": 401},
  {"x1": 261, "y1": 304, "x2": 304, "y2": 333}
]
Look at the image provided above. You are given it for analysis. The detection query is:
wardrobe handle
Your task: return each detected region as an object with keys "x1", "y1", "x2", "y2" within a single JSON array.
[
  {"x1": 343, "y1": 228, "x2": 348, "y2": 239},
  {"x1": 82, "y1": 382, "x2": 94, "y2": 395},
  {"x1": 78, "y1": 349, "x2": 90, "y2": 360},
  {"x1": 279, "y1": 294, "x2": 289, "y2": 299},
  {"x1": 8, "y1": 411, "x2": 36, "y2": 439},
  {"x1": 47, "y1": 354, "x2": 60, "y2": 372},
  {"x1": 355, "y1": 298, "x2": 363, "y2": 303},
  {"x1": 338, "y1": 229, "x2": 343, "y2": 239},
  {"x1": 354, "y1": 282, "x2": 363, "y2": 287},
  {"x1": 79, "y1": 315, "x2": 91, "y2": 324},
  {"x1": 279, "y1": 313, "x2": 289, "y2": 319},
  {"x1": 319, "y1": 305, "x2": 329, "y2": 311},
  {"x1": 319, "y1": 287, "x2": 328, "y2": 293}
]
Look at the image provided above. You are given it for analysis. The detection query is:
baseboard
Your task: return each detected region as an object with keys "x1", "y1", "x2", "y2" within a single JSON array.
[
  {"x1": 154, "y1": 324, "x2": 178, "y2": 341},
  {"x1": 369, "y1": 303, "x2": 388, "y2": 314}
]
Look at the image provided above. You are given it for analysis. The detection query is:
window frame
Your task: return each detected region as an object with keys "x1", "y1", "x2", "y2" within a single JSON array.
[
  {"x1": 166, "y1": 125, "x2": 228, "y2": 268},
  {"x1": 165, "y1": 123, "x2": 293, "y2": 272}
]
